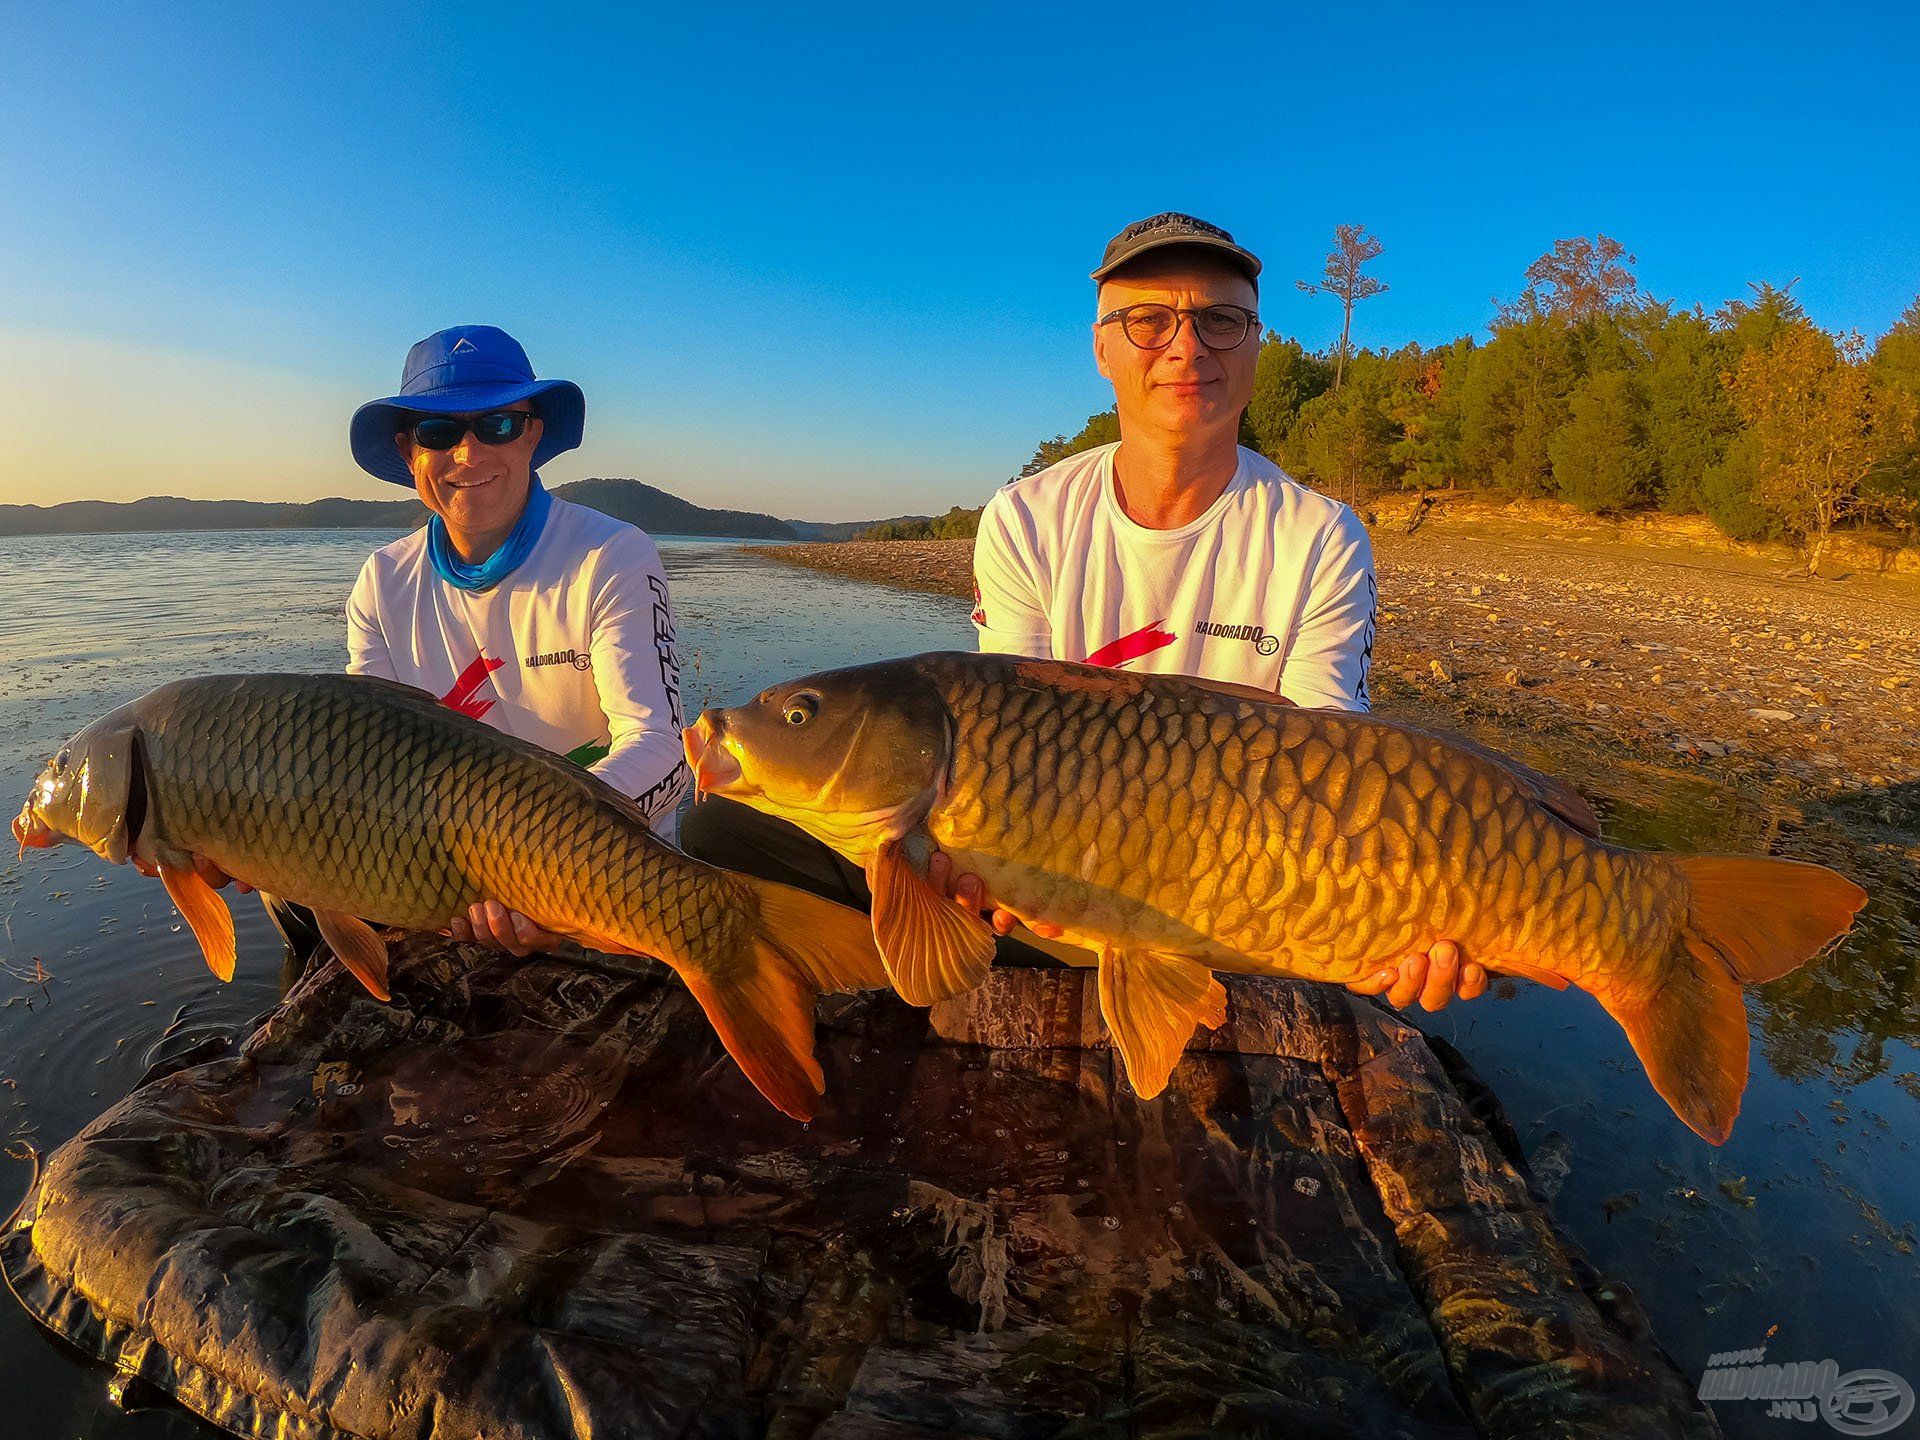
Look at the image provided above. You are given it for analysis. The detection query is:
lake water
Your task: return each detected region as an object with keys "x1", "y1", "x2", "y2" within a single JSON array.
[{"x1": 0, "y1": 529, "x2": 1913, "y2": 1439}]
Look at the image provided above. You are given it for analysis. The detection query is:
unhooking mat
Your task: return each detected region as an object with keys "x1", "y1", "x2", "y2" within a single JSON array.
[{"x1": 3, "y1": 938, "x2": 1720, "y2": 1439}]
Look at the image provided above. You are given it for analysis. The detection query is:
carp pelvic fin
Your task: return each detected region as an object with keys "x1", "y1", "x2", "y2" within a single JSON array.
[
  {"x1": 867, "y1": 841, "x2": 996, "y2": 1006},
  {"x1": 313, "y1": 909, "x2": 391, "y2": 1002},
  {"x1": 157, "y1": 859, "x2": 236, "y2": 982},
  {"x1": 1096, "y1": 949, "x2": 1220, "y2": 1101}
]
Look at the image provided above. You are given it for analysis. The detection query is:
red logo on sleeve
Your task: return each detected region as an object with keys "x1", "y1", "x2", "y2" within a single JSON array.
[{"x1": 1084, "y1": 621, "x2": 1177, "y2": 669}]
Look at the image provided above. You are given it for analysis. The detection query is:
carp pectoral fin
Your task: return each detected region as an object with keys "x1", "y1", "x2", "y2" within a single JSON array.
[
  {"x1": 866, "y1": 842, "x2": 995, "y2": 1007},
  {"x1": 312, "y1": 909, "x2": 391, "y2": 1002},
  {"x1": 677, "y1": 941, "x2": 825, "y2": 1123},
  {"x1": 1096, "y1": 949, "x2": 1219, "y2": 1100},
  {"x1": 1199, "y1": 977, "x2": 1229, "y2": 1030},
  {"x1": 1494, "y1": 958, "x2": 1571, "y2": 991},
  {"x1": 157, "y1": 860, "x2": 236, "y2": 982}
]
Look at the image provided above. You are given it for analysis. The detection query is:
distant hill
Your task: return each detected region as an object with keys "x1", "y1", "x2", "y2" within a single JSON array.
[
  {"x1": 786, "y1": 514, "x2": 932, "y2": 542},
  {"x1": 0, "y1": 494, "x2": 427, "y2": 536},
  {"x1": 0, "y1": 479, "x2": 904, "y2": 542},
  {"x1": 554, "y1": 478, "x2": 794, "y2": 539}
]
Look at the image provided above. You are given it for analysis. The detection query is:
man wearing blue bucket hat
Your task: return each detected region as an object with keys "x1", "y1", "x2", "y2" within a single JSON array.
[
  {"x1": 342, "y1": 324, "x2": 688, "y2": 952},
  {"x1": 153, "y1": 326, "x2": 688, "y2": 958}
]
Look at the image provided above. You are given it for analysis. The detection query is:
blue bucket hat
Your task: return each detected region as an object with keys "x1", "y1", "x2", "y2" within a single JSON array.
[{"x1": 350, "y1": 325, "x2": 586, "y2": 486}]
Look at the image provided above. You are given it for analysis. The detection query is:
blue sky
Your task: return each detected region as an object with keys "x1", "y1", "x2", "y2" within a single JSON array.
[{"x1": 3, "y1": 1, "x2": 1916, "y2": 519}]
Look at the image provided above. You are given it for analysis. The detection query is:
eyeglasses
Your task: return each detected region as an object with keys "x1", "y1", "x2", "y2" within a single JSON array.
[
  {"x1": 406, "y1": 410, "x2": 535, "y2": 451},
  {"x1": 1097, "y1": 303, "x2": 1259, "y2": 351}
]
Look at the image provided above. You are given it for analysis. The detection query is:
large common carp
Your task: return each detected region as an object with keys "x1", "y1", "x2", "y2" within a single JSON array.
[
  {"x1": 13, "y1": 673, "x2": 884, "y2": 1120},
  {"x1": 685, "y1": 652, "x2": 1867, "y2": 1144}
]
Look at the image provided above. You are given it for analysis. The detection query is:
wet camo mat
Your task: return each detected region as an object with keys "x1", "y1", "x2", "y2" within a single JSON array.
[{"x1": 4, "y1": 939, "x2": 1718, "y2": 1439}]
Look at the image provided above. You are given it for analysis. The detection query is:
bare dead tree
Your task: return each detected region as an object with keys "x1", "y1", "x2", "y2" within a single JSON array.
[{"x1": 1297, "y1": 224, "x2": 1388, "y2": 390}]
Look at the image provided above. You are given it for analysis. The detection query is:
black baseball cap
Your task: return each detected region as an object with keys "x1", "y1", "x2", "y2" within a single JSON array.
[{"x1": 1091, "y1": 212, "x2": 1262, "y2": 284}]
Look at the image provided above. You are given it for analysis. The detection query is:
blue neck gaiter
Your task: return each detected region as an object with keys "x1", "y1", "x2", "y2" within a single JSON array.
[{"x1": 427, "y1": 476, "x2": 552, "y2": 592}]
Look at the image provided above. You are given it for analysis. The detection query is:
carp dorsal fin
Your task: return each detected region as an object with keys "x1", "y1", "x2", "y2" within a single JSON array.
[
  {"x1": 158, "y1": 859, "x2": 236, "y2": 982},
  {"x1": 1166, "y1": 673, "x2": 1294, "y2": 706},
  {"x1": 1096, "y1": 948, "x2": 1222, "y2": 1100},
  {"x1": 1008, "y1": 658, "x2": 1286, "y2": 708},
  {"x1": 1174, "y1": 668, "x2": 1605, "y2": 836},
  {"x1": 313, "y1": 909, "x2": 391, "y2": 1001},
  {"x1": 1421, "y1": 728, "x2": 1603, "y2": 837},
  {"x1": 866, "y1": 840, "x2": 995, "y2": 1006}
]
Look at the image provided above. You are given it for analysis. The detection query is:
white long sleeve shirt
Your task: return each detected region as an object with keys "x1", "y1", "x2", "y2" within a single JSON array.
[
  {"x1": 971, "y1": 443, "x2": 1376, "y2": 711},
  {"x1": 345, "y1": 497, "x2": 689, "y2": 833}
]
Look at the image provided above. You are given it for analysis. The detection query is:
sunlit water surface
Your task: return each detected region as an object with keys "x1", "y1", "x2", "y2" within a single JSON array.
[{"x1": 0, "y1": 528, "x2": 1912, "y2": 1439}]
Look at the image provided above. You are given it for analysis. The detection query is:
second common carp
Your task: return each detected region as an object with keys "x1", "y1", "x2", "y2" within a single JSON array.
[
  {"x1": 13, "y1": 673, "x2": 885, "y2": 1120},
  {"x1": 685, "y1": 652, "x2": 1867, "y2": 1143}
]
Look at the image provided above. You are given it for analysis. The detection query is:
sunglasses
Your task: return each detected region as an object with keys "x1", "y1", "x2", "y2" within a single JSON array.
[{"x1": 406, "y1": 410, "x2": 535, "y2": 451}]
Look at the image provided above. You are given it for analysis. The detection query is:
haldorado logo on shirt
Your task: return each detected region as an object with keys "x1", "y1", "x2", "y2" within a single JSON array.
[
  {"x1": 1195, "y1": 620, "x2": 1281, "y2": 656},
  {"x1": 526, "y1": 647, "x2": 591, "y2": 671}
]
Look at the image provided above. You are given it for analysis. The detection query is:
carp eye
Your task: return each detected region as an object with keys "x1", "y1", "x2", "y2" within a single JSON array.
[
  {"x1": 52, "y1": 748, "x2": 70, "y2": 773},
  {"x1": 783, "y1": 693, "x2": 819, "y2": 726}
]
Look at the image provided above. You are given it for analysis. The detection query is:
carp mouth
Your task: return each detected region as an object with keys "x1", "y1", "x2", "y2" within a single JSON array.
[
  {"x1": 11, "y1": 800, "x2": 54, "y2": 857},
  {"x1": 683, "y1": 717, "x2": 747, "y2": 799}
]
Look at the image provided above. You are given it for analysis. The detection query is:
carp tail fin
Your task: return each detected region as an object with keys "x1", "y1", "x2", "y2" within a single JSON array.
[
  {"x1": 1600, "y1": 946, "x2": 1750, "y2": 1146},
  {"x1": 1601, "y1": 855, "x2": 1864, "y2": 1145},
  {"x1": 680, "y1": 948, "x2": 825, "y2": 1123},
  {"x1": 1672, "y1": 855, "x2": 1866, "y2": 982},
  {"x1": 746, "y1": 876, "x2": 891, "y2": 994},
  {"x1": 679, "y1": 877, "x2": 886, "y2": 1123}
]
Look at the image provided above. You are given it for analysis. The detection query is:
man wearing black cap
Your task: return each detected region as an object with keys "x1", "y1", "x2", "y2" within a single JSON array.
[
  {"x1": 684, "y1": 217, "x2": 1480, "y2": 1010},
  {"x1": 960, "y1": 212, "x2": 1480, "y2": 1009}
]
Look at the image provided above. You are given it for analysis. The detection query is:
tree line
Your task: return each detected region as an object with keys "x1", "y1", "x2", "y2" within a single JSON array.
[{"x1": 862, "y1": 233, "x2": 1920, "y2": 573}]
